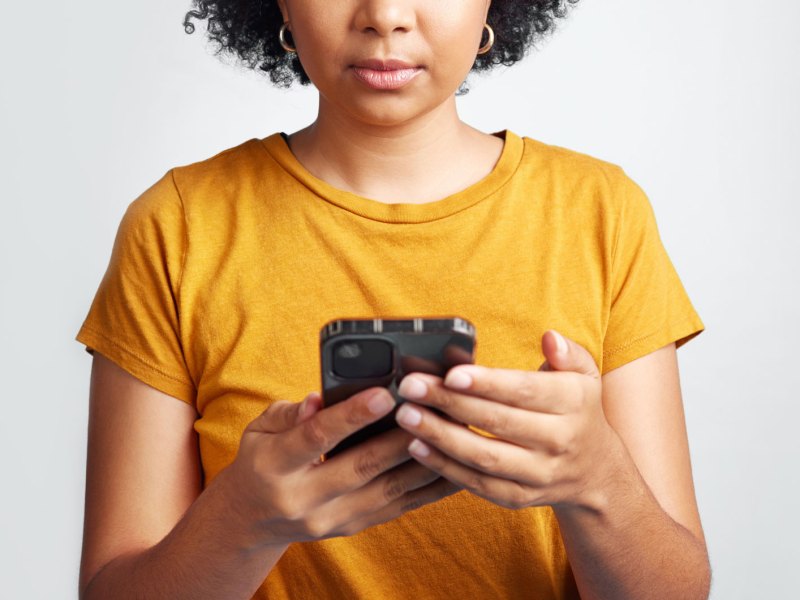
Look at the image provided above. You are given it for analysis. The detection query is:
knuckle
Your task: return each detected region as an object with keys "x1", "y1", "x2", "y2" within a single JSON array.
[
  {"x1": 536, "y1": 462, "x2": 558, "y2": 488},
  {"x1": 401, "y1": 480, "x2": 447, "y2": 512},
  {"x1": 271, "y1": 494, "x2": 303, "y2": 521},
  {"x1": 302, "y1": 515, "x2": 331, "y2": 540},
  {"x1": 505, "y1": 494, "x2": 523, "y2": 510},
  {"x1": 548, "y1": 429, "x2": 574, "y2": 456},
  {"x1": 353, "y1": 448, "x2": 383, "y2": 481},
  {"x1": 465, "y1": 473, "x2": 488, "y2": 497},
  {"x1": 423, "y1": 420, "x2": 443, "y2": 445},
  {"x1": 515, "y1": 485, "x2": 534, "y2": 508},
  {"x1": 481, "y1": 380, "x2": 502, "y2": 402},
  {"x1": 516, "y1": 375, "x2": 539, "y2": 404},
  {"x1": 508, "y1": 485, "x2": 534, "y2": 509},
  {"x1": 472, "y1": 448, "x2": 501, "y2": 471},
  {"x1": 499, "y1": 491, "x2": 521, "y2": 510},
  {"x1": 345, "y1": 404, "x2": 368, "y2": 427},
  {"x1": 383, "y1": 471, "x2": 409, "y2": 501},
  {"x1": 250, "y1": 450, "x2": 272, "y2": 480},
  {"x1": 302, "y1": 417, "x2": 331, "y2": 451},
  {"x1": 435, "y1": 389, "x2": 455, "y2": 411},
  {"x1": 478, "y1": 409, "x2": 506, "y2": 434}
]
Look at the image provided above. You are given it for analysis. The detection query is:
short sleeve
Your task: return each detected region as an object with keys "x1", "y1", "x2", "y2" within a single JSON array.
[
  {"x1": 75, "y1": 170, "x2": 196, "y2": 405},
  {"x1": 601, "y1": 170, "x2": 704, "y2": 374}
]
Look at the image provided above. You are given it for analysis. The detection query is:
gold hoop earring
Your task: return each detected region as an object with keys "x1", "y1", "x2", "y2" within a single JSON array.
[
  {"x1": 279, "y1": 22, "x2": 296, "y2": 53},
  {"x1": 477, "y1": 23, "x2": 495, "y2": 55}
]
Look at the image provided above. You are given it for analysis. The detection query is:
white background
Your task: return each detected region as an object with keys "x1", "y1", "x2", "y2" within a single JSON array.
[{"x1": 2, "y1": 1, "x2": 798, "y2": 597}]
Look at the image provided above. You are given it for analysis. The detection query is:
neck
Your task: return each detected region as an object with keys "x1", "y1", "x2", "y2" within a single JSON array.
[{"x1": 286, "y1": 96, "x2": 501, "y2": 204}]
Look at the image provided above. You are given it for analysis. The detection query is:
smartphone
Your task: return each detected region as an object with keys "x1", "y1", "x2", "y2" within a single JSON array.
[{"x1": 319, "y1": 317, "x2": 477, "y2": 459}]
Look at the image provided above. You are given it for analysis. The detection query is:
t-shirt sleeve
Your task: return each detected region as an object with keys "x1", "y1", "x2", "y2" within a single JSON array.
[
  {"x1": 601, "y1": 169, "x2": 704, "y2": 374},
  {"x1": 75, "y1": 169, "x2": 196, "y2": 405}
]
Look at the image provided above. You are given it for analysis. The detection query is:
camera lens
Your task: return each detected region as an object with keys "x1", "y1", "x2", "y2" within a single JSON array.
[
  {"x1": 333, "y1": 339, "x2": 393, "y2": 378},
  {"x1": 337, "y1": 343, "x2": 362, "y2": 359}
]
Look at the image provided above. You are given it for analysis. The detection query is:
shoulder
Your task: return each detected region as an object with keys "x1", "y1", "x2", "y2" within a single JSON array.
[
  {"x1": 517, "y1": 133, "x2": 627, "y2": 189},
  {"x1": 512, "y1": 132, "x2": 653, "y2": 221},
  {"x1": 170, "y1": 137, "x2": 274, "y2": 198},
  {"x1": 125, "y1": 135, "x2": 282, "y2": 228}
]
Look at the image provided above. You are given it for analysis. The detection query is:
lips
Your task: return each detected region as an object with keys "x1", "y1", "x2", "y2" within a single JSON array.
[
  {"x1": 354, "y1": 58, "x2": 418, "y2": 71},
  {"x1": 351, "y1": 58, "x2": 423, "y2": 91}
]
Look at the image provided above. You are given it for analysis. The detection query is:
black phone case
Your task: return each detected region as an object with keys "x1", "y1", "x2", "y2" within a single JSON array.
[{"x1": 320, "y1": 317, "x2": 476, "y2": 459}]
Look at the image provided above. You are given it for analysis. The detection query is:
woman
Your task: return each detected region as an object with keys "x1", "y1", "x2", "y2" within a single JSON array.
[{"x1": 76, "y1": 1, "x2": 711, "y2": 598}]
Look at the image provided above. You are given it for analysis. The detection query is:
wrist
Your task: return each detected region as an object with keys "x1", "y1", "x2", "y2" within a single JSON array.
[
  {"x1": 211, "y1": 465, "x2": 289, "y2": 556},
  {"x1": 561, "y1": 428, "x2": 642, "y2": 519}
]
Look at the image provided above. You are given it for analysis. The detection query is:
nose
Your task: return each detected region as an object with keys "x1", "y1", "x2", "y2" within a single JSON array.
[{"x1": 353, "y1": 0, "x2": 416, "y2": 37}]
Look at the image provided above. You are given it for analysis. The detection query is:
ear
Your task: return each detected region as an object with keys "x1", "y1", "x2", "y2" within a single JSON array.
[
  {"x1": 483, "y1": 0, "x2": 492, "y2": 22},
  {"x1": 276, "y1": 0, "x2": 289, "y2": 23}
]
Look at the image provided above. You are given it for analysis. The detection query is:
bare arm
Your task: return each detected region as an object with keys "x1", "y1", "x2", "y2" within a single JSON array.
[
  {"x1": 80, "y1": 352, "x2": 457, "y2": 600},
  {"x1": 553, "y1": 344, "x2": 711, "y2": 600},
  {"x1": 80, "y1": 353, "x2": 288, "y2": 600},
  {"x1": 392, "y1": 333, "x2": 710, "y2": 599}
]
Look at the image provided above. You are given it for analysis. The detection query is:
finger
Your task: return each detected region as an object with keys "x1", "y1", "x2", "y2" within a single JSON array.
[
  {"x1": 321, "y1": 460, "x2": 442, "y2": 530},
  {"x1": 405, "y1": 439, "x2": 535, "y2": 510},
  {"x1": 298, "y1": 392, "x2": 323, "y2": 422},
  {"x1": 245, "y1": 392, "x2": 322, "y2": 435},
  {"x1": 396, "y1": 387, "x2": 560, "y2": 447},
  {"x1": 377, "y1": 476, "x2": 461, "y2": 516},
  {"x1": 334, "y1": 477, "x2": 461, "y2": 538},
  {"x1": 395, "y1": 403, "x2": 538, "y2": 481},
  {"x1": 278, "y1": 387, "x2": 397, "y2": 471},
  {"x1": 407, "y1": 369, "x2": 574, "y2": 414},
  {"x1": 308, "y1": 428, "x2": 417, "y2": 502},
  {"x1": 541, "y1": 330, "x2": 600, "y2": 378}
]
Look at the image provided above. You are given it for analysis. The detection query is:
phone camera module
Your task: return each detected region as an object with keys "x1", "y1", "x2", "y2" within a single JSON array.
[{"x1": 333, "y1": 339, "x2": 393, "y2": 379}]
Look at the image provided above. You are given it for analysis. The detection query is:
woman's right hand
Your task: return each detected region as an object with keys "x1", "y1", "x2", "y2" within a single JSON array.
[{"x1": 223, "y1": 387, "x2": 460, "y2": 547}]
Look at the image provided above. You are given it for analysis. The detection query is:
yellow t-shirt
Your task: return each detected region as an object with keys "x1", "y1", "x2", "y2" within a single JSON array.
[{"x1": 76, "y1": 130, "x2": 703, "y2": 599}]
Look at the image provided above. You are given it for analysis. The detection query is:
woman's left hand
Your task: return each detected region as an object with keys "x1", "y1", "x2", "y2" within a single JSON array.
[{"x1": 394, "y1": 330, "x2": 625, "y2": 512}]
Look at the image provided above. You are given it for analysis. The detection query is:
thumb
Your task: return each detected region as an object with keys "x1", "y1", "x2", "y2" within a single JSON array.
[
  {"x1": 539, "y1": 330, "x2": 600, "y2": 378},
  {"x1": 246, "y1": 392, "x2": 323, "y2": 435}
]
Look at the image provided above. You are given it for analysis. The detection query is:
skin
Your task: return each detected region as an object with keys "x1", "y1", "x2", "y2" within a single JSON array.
[
  {"x1": 276, "y1": 0, "x2": 505, "y2": 204},
  {"x1": 81, "y1": 355, "x2": 455, "y2": 600},
  {"x1": 79, "y1": 1, "x2": 711, "y2": 598},
  {"x1": 395, "y1": 332, "x2": 710, "y2": 599}
]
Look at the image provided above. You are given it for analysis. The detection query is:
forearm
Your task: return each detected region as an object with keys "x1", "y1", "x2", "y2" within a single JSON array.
[
  {"x1": 553, "y1": 441, "x2": 710, "y2": 600},
  {"x1": 82, "y1": 468, "x2": 287, "y2": 600}
]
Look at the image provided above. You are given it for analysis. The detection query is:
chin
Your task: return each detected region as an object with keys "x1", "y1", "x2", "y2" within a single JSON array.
[{"x1": 339, "y1": 92, "x2": 450, "y2": 128}]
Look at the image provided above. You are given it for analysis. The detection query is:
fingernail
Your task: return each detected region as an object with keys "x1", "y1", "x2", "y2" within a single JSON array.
[
  {"x1": 298, "y1": 397, "x2": 310, "y2": 419},
  {"x1": 398, "y1": 376, "x2": 427, "y2": 399},
  {"x1": 408, "y1": 439, "x2": 430, "y2": 457},
  {"x1": 553, "y1": 331, "x2": 568, "y2": 355},
  {"x1": 300, "y1": 393, "x2": 321, "y2": 419},
  {"x1": 396, "y1": 404, "x2": 422, "y2": 427},
  {"x1": 367, "y1": 390, "x2": 395, "y2": 415},
  {"x1": 444, "y1": 368, "x2": 472, "y2": 390}
]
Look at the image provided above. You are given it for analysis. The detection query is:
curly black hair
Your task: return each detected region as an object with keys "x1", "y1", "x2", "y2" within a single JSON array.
[{"x1": 183, "y1": 1, "x2": 580, "y2": 88}]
